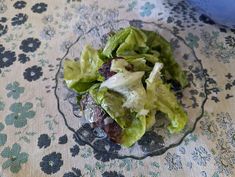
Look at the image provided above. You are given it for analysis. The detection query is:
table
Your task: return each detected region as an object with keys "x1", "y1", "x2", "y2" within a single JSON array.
[{"x1": 0, "y1": 0, "x2": 235, "y2": 177}]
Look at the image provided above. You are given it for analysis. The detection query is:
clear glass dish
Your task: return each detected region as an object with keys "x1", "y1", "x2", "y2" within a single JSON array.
[{"x1": 55, "y1": 20, "x2": 207, "y2": 159}]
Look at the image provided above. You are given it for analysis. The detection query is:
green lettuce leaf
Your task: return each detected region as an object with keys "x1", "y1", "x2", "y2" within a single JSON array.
[
  {"x1": 111, "y1": 56, "x2": 152, "y2": 72},
  {"x1": 64, "y1": 26, "x2": 189, "y2": 147},
  {"x1": 79, "y1": 45, "x2": 104, "y2": 81},
  {"x1": 103, "y1": 26, "x2": 188, "y2": 87},
  {"x1": 102, "y1": 27, "x2": 132, "y2": 57},
  {"x1": 122, "y1": 53, "x2": 160, "y2": 64},
  {"x1": 103, "y1": 27, "x2": 148, "y2": 57},
  {"x1": 121, "y1": 53, "x2": 160, "y2": 73},
  {"x1": 125, "y1": 58, "x2": 152, "y2": 72},
  {"x1": 116, "y1": 27, "x2": 148, "y2": 56},
  {"x1": 145, "y1": 110, "x2": 157, "y2": 130},
  {"x1": 64, "y1": 60, "x2": 81, "y2": 81},
  {"x1": 89, "y1": 86, "x2": 132, "y2": 129},
  {"x1": 64, "y1": 45, "x2": 104, "y2": 93},
  {"x1": 89, "y1": 86, "x2": 146, "y2": 147},
  {"x1": 101, "y1": 59, "x2": 147, "y2": 112},
  {"x1": 120, "y1": 114, "x2": 146, "y2": 147},
  {"x1": 110, "y1": 58, "x2": 130, "y2": 73},
  {"x1": 143, "y1": 30, "x2": 188, "y2": 87},
  {"x1": 69, "y1": 81, "x2": 97, "y2": 94},
  {"x1": 146, "y1": 63, "x2": 188, "y2": 133}
]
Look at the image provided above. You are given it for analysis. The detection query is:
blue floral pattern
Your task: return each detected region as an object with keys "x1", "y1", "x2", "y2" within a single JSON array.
[
  {"x1": 40, "y1": 26, "x2": 56, "y2": 40},
  {"x1": 5, "y1": 102, "x2": 35, "y2": 128},
  {"x1": 13, "y1": 1, "x2": 26, "y2": 9},
  {"x1": 0, "y1": 101, "x2": 5, "y2": 112},
  {"x1": 1, "y1": 143, "x2": 28, "y2": 173},
  {"x1": 0, "y1": 50, "x2": 16, "y2": 68},
  {"x1": 58, "y1": 134, "x2": 68, "y2": 144},
  {"x1": 38, "y1": 134, "x2": 51, "y2": 149},
  {"x1": 226, "y1": 128, "x2": 235, "y2": 147},
  {"x1": 40, "y1": 152, "x2": 63, "y2": 174},
  {"x1": 0, "y1": 44, "x2": 5, "y2": 53},
  {"x1": 23, "y1": 65, "x2": 43, "y2": 81},
  {"x1": 18, "y1": 53, "x2": 30, "y2": 63},
  {"x1": 186, "y1": 33, "x2": 200, "y2": 48},
  {"x1": 140, "y1": 2, "x2": 155, "y2": 17},
  {"x1": 192, "y1": 146, "x2": 211, "y2": 166},
  {"x1": 0, "y1": 0, "x2": 235, "y2": 176},
  {"x1": 0, "y1": 123, "x2": 7, "y2": 146},
  {"x1": 70, "y1": 145, "x2": 80, "y2": 157},
  {"x1": 164, "y1": 152, "x2": 183, "y2": 171},
  {"x1": 63, "y1": 168, "x2": 82, "y2": 177},
  {"x1": 214, "y1": 155, "x2": 234, "y2": 176},
  {"x1": 0, "y1": 24, "x2": 8, "y2": 37},
  {"x1": 0, "y1": 17, "x2": 7, "y2": 23},
  {"x1": 102, "y1": 171, "x2": 125, "y2": 177},
  {"x1": 11, "y1": 13, "x2": 28, "y2": 26},
  {"x1": 6, "y1": 82, "x2": 24, "y2": 99},
  {"x1": 31, "y1": 3, "x2": 47, "y2": 14},
  {"x1": 19, "y1": 38, "x2": 41, "y2": 53}
]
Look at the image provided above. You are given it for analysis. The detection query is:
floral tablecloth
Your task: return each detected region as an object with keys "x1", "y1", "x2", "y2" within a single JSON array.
[{"x1": 1, "y1": 0, "x2": 235, "y2": 177}]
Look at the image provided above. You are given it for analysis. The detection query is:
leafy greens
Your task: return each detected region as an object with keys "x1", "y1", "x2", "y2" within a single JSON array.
[{"x1": 64, "y1": 26, "x2": 188, "y2": 147}]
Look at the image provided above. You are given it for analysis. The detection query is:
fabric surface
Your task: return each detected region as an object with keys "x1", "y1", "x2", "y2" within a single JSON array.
[{"x1": 0, "y1": 0, "x2": 235, "y2": 177}]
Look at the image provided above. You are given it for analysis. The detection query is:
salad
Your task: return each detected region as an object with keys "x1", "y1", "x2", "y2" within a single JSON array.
[{"x1": 64, "y1": 26, "x2": 188, "y2": 147}]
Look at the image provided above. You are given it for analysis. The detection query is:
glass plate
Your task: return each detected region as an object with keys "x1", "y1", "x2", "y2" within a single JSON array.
[{"x1": 55, "y1": 20, "x2": 207, "y2": 159}]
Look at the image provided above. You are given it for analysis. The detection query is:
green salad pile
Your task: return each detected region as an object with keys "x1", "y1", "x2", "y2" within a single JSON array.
[{"x1": 64, "y1": 27, "x2": 188, "y2": 147}]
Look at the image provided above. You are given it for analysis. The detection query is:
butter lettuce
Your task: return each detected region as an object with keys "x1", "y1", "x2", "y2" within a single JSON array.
[
  {"x1": 125, "y1": 58, "x2": 152, "y2": 72},
  {"x1": 64, "y1": 26, "x2": 189, "y2": 147},
  {"x1": 89, "y1": 86, "x2": 132, "y2": 129},
  {"x1": 145, "y1": 110, "x2": 157, "y2": 130},
  {"x1": 120, "y1": 115, "x2": 146, "y2": 147},
  {"x1": 103, "y1": 27, "x2": 132, "y2": 57},
  {"x1": 111, "y1": 56, "x2": 152, "y2": 72},
  {"x1": 143, "y1": 30, "x2": 188, "y2": 87},
  {"x1": 102, "y1": 27, "x2": 188, "y2": 88},
  {"x1": 116, "y1": 27, "x2": 148, "y2": 56},
  {"x1": 146, "y1": 63, "x2": 188, "y2": 133},
  {"x1": 64, "y1": 45, "x2": 104, "y2": 93},
  {"x1": 89, "y1": 85, "x2": 147, "y2": 147},
  {"x1": 101, "y1": 59, "x2": 147, "y2": 112},
  {"x1": 122, "y1": 53, "x2": 160, "y2": 65}
]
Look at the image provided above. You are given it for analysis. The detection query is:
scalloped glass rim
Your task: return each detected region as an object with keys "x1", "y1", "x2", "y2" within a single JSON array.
[{"x1": 55, "y1": 20, "x2": 208, "y2": 159}]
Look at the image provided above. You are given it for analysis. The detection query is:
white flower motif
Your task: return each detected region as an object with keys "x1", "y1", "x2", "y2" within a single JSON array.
[
  {"x1": 73, "y1": 3, "x2": 118, "y2": 26},
  {"x1": 104, "y1": 9, "x2": 119, "y2": 23},
  {"x1": 200, "y1": 171, "x2": 207, "y2": 177},
  {"x1": 226, "y1": 128, "x2": 235, "y2": 147},
  {"x1": 216, "y1": 139, "x2": 232, "y2": 154},
  {"x1": 89, "y1": 1, "x2": 99, "y2": 11},
  {"x1": 214, "y1": 154, "x2": 234, "y2": 176},
  {"x1": 42, "y1": 15, "x2": 53, "y2": 24},
  {"x1": 216, "y1": 112, "x2": 232, "y2": 129},
  {"x1": 0, "y1": 2, "x2": 7, "y2": 14},
  {"x1": 200, "y1": 118, "x2": 219, "y2": 141},
  {"x1": 73, "y1": 21, "x2": 87, "y2": 35},
  {"x1": 74, "y1": 4, "x2": 89, "y2": 17},
  {"x1": 192, "y1": 146, "x2": 211, "y2": 166},
  {"x1": 164, "y1": 152, "x2": 182, "y2": 171},
  {"x1": 91, "y1": 12, "x2": 103, "y2": 25},
  {"x1": 61, "y1": 12, "x2": 73, "y2": 22},
  {"x1": 40, "y1": 26, "x2": 56, "y2": 40},
  {"x1": 60, "y1": 40, "x2": 73, "y2": 52}
]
